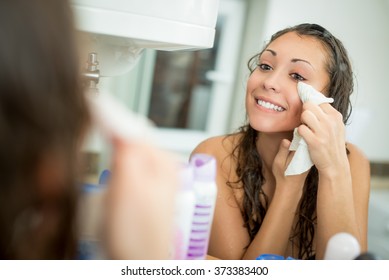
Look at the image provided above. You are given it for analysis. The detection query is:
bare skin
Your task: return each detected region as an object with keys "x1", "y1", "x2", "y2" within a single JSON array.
[
  {"x1": 103, "y1": 139, "x2": 179, "y2": 260},
  {"x1": 191, "y1": 32, "x2": 370, "y2": 260},
  {"x1": 193, "y1": 135, "x2": 369, "y2": 260}
]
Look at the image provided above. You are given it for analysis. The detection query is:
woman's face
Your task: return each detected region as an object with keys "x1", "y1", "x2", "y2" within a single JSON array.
[{"x1": 246, "y1": 32, "x2": 330, "y2": 134}]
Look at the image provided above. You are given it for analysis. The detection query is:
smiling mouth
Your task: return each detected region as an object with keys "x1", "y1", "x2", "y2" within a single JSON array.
[{"x1": 256, "y1": 99, "x2": 285, "y2": 112}]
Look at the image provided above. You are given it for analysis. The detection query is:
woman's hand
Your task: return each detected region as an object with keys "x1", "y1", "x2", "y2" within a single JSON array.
[
  {"x1": 103, "y1": 139, "x2": 179, "y2": 260},
  {"x1": 272, "y1": 139, "x2": 308, "y2": 191},
  {"x1": 298, "y1": 102, "x2": 349, "y2": 177}
]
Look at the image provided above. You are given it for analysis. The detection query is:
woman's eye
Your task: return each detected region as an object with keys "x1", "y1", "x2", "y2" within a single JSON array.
[
  {"x1": 291, "y1": 73, "x2": 305, "y2": 81},
  {"x1": 258, "y1": 63, "x2": 272, "y2": 71}
]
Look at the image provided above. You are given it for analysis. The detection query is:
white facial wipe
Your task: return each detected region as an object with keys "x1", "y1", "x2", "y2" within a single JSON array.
[{"x1": 284, "y1": 82, "x2": 334, "y2": 176}]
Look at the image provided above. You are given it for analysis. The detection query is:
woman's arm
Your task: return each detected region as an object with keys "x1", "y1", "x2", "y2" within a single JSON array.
[
  {"x1": 242, "y1": 139, "x2": 308, "y2": 259},
  {"x1": 299, "y1": 102, "x2": 370, "y2": 259},
  {"x1": 193, "y1": 136, "x2": 308, "y2": 259},
  {"x1": 315, "y1": 143, "x2": 370, "y2": 259},
  {"x1": 241, "y1": 183, "x2": 303, "y2": 259}
]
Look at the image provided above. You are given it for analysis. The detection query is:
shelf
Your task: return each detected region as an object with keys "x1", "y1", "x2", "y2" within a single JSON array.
[{"x1": 71, "y1": 0, "x2": 219, "y2": 51}]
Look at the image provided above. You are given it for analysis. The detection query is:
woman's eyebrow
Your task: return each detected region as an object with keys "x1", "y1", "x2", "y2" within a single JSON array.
[
  {"x1": 264, "y1": 48, "x2": 314, "y2": 70},
  {"x1": 264, "y1": 49, "x2": 276, "y2": 56},
  {"x1": 291, "y1": 58, "x2": 314, "y2": 70}
]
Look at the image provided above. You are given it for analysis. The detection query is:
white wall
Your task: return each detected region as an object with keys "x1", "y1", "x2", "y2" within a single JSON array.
[
  {"x1": 228, "y1": 0, "x2": 269, "y2": 131},
  {"x1": 229, "y1": 0, "x2": 389, "y2": 162}
]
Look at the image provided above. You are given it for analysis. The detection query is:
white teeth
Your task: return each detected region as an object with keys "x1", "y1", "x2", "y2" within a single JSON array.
[{"x1": 257, "y1": 99, "x2": 285, "y2": 112}]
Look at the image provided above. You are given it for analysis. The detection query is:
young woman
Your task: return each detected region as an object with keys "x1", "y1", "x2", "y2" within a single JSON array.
[
  {"x1": 191, "y1": 23, "x2": 370, "y2": 260},
  {"x1": 0, "y1": 0, "x2": 178, "y2": 259}
]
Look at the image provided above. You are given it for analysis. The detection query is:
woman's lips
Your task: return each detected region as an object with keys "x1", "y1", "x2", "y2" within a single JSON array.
[{"x1": 255, "y1": 97, "x2": 286, "y2": 112}]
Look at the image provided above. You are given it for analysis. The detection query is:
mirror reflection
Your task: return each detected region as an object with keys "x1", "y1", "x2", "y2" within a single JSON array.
[{"x1": 86, "y1": 0, "x2": 389, "y2": 259}]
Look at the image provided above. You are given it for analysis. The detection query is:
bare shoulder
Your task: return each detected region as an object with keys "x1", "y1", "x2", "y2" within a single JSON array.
[
  {"x1": 346, "y1": 143, "x2": 370, "y2": 250},
  {"x1": 346, "y1": 142, "x2": 370, "y2": 193},
  {"x1": 191, "y1": 133, "x2": 242, "y2": 184},
  {"x1": 346, "y1": 142, "x2": 370, "y2": 173},
  {"x1": 190, "y1": 133, "x2": 241, "y2": 160}
]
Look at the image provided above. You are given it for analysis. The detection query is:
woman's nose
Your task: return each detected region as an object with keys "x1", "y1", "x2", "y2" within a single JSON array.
[{"x1": 263, "y1": 72, "x2": 281, "y2": 93}]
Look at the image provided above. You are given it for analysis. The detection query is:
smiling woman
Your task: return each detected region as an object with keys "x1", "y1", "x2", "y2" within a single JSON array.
[
  {"x1": 246, "y1": 32, "x2": 330, "y2": 134},
  {"x1": 190, "y1": 23, "x2": 370, "y2": 260}
]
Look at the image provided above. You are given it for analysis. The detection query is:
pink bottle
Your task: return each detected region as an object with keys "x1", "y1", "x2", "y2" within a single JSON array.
[{"x1": 186, "y1": 154, "x2": 218, "y2": 260}]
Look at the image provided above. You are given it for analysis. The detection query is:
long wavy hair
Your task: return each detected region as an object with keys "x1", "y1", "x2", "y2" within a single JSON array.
[
  {"x1": 228, "y1": 23, "x2": 354, "y2": 259},
  {"x1": 0, "y1": 0, "x2": 90, "y2": 259}
]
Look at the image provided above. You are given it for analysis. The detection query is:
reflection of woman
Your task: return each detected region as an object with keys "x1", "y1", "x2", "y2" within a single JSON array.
[
  {"x1": 0, "y1": 0, "x2": 177, "y2": 259},
  {"x1": 191, "y1": 23, "x2": 370, "y2": 259}
]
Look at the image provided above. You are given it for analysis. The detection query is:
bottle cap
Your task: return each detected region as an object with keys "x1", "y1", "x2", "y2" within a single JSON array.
[
  {"x1": 324, "y1": 232, "x2": 361, "y2": 260},
  {"x1": 190, "y1": 153, "x2": 216, "y2": 182}
]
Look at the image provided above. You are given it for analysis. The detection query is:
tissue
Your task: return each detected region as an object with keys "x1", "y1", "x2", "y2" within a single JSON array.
[{"x1": 284, "y1": 82, "x2": 334, "y2": 176}]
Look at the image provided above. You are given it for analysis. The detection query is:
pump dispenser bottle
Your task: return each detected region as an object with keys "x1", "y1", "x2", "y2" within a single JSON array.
[{"x1": 186, "y1": 154, "x2": 218, "y2": 260}]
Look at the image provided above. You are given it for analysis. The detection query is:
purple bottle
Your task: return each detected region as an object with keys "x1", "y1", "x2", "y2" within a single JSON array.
[{"x1": 186, "y1": 154, "x2": 218, "y2": 260}]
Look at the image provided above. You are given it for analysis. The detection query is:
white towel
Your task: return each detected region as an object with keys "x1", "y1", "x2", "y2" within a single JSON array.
[{"x1": 284, "y1": 82, "x2": 334, "y2": 176}]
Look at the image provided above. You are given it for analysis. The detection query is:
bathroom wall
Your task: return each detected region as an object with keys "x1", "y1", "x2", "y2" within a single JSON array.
[{"x1": 229, "y1": 0, "x2": 389, "y2": 163}]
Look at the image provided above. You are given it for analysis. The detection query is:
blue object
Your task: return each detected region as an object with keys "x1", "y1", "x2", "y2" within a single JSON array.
[
  {"x1": 78, "y1": 171, "x2": 110, "y2": 260},
  {"x1": 82, "y1": 182, "x2": 105, "y2": 193},
  {"x1": 99, "y1": 169, "x2": 111, "y2": 185},
  {"x1": 256, "y1": 254, "x2": 296, "y2": 260},
  {"x1": 256, "y1": 254, "x2": 284, "y2": 260}
]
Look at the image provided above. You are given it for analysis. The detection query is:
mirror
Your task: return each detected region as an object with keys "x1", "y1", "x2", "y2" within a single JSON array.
[{"x1": 85, "y1": 0, "x2": 389, "y2": 259}]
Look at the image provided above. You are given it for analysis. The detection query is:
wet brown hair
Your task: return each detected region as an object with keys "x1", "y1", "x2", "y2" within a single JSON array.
[
  {"x1": 229, "y1": 23, "x2": 353, "y2": 259},
  {"x1": 0, "y1": 0, "x2": 90, "y2": 259}
]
